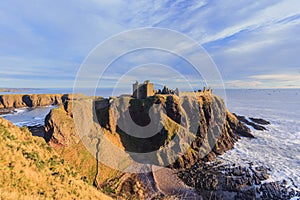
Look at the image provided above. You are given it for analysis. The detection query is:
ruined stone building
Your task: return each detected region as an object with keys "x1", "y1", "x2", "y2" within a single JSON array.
[{"x1": 132, "y1": 80, "x2": 154, "y2": 99}]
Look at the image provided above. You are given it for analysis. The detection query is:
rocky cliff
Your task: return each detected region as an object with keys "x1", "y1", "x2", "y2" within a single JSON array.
[
  {"x1": 43, "y1": 92, "x2": 255, "y2": 199},
  {"x1": 45, "y1": 93, "x2": 253, "y2": 163}
]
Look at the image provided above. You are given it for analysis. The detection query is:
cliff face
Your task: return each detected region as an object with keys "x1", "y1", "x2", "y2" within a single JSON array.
[
  {"x1": 44, "y1": 105, "x2": 79, "y2": 147},
  {"x1": 0, "y1": 116, "x2": 112, "y2": 200},
  {"x1": 43, "y1": 92, "x2": 253, "y2": 198},
  {"x1": 92, "y1": 93, "x2": 253, "y2": 166},
  {"x1": 45, "y1": 93, "x2": 252, "y2": 161},
  {"x1": 0, "y1": 94, "x2": 71, "y2": 109}
]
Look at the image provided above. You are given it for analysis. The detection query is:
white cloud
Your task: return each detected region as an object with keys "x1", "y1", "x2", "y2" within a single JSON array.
[
  {"x1": 226, "y1": 73, "x2": 300, "y2": 89},
  {"x1": 250, "y1": 73, "x2": 300, "y2": 82},
  {"x1": 201, "y1": 0, "x2": 300, "y2": 43}
]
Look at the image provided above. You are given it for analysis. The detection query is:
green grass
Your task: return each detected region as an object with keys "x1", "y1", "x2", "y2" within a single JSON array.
[{"x1": 0, "y1": 125, "x2": 16, "y2": 141}]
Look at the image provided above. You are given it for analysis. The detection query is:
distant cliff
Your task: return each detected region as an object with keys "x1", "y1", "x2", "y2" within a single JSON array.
[
  {"x1": 0, "y1": 88, "x2": 20, "y2": 93},
  {"x1": 0, "y1": 94, "x2": 71, "y2": 109}
]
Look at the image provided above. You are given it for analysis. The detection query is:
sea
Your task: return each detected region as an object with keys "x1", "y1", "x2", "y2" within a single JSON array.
[{"x1": 1, "y1": 88, "x2": 299, "y2": 190}]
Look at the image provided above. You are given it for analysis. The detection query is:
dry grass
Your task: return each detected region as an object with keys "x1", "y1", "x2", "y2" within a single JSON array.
[{"x1": 0, "y1": 117, "x2": 112, "y2": 200}]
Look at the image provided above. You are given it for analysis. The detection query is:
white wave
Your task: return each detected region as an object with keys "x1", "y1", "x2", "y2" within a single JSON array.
[
  {"x1": 13, "y1": 108, "x2": 28, "y2": 114},
  {"x1": 3, "y1": 106, "x2": 56, "y2": 127}
]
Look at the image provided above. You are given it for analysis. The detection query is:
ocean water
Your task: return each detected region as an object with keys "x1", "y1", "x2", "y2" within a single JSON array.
[
  {"x1": 217, "y1": 89, "x2": 300, "y2": 190},
  {"x1": 1, "y1": 88, "x2": 299, "y2": 189},
  {"x1": 1, "y1": 106, "x2": 57, "y2": 127}
]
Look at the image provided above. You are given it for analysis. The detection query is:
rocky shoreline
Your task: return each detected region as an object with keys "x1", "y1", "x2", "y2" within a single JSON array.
[
  {"x1": 0, "y1": 108, "x2": 14, "y2": 115},
  {"x1": 178, "y1": 161, "x2": 299, "y2": 199}
]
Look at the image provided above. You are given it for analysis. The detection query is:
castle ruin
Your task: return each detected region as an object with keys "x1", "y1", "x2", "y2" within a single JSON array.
[
  {"x1": 132, "y1": 80, "x2": 154, "y2": 99},
  {"x1": 132, "y1": 80, "x2": 211, "y2": 99}
]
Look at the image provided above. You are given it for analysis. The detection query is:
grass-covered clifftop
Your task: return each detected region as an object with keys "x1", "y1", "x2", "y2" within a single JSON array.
[{"x1": 0, "y1": 116, "x2": 112, "y2": 200}]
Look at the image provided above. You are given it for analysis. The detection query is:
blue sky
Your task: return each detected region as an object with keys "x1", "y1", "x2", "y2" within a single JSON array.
[{"x1": 0, "y1": 0, "x2": 300, "y2": 89}]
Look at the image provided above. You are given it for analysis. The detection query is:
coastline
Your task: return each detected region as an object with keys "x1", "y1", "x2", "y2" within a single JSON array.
[{"x1": 0, "y1": 91, "x2": 297, "y2": 198}]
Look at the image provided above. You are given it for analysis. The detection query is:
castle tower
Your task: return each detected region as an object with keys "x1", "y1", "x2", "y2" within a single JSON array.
[
  {"x1": 144, "y1": 80, "x2": 154, "y2": 98},
  {"x1": 175, "y1": 88, "x2": 180, "y2": 96},
  {"x1": 132, "y1": 80, "x2": 154, "y2": 99},
  {"x1": 133, "y1": 81, "x2": 139, "y2": 98}
]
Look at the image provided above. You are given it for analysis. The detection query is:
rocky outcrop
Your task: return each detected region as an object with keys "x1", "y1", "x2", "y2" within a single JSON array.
[
  {"x1": 44, "y1": 105, "x2": 79, "y2": 147},
  {"x1": 0, "y1": 94, "x2": 71, "y2": 109},
  {"x1": 249, "y1": 117, "x2": 270, "y2": 125},
  {"x1": 234, "y1": 114, "x2": 269, "y2": 131},
  {"x1": 227, "y1": 112, "x2": 254, "y2": 138}
]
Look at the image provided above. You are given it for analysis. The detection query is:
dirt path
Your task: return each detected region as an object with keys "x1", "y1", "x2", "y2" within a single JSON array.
[{"x1": 152, "y1": 165, "x2": 201, "y2": 199}]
